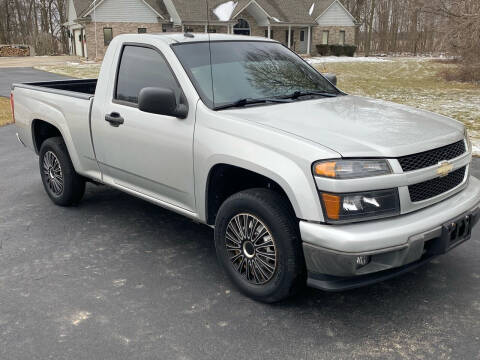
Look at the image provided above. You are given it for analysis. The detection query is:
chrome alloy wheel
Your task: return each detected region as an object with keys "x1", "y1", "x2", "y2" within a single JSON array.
[
  {"x1": 42, "y1": 151, "x2": 64, "y2": 196},
  {"x1": 225, "y1": 214, "x2": 277, "y2": 285}
]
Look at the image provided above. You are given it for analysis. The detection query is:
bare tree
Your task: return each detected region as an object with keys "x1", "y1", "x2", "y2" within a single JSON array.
[{"x1": 0, "y1": 0, "x2": 68, "y2": 55}]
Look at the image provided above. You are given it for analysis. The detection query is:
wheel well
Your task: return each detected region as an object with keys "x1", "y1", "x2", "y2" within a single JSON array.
[
  {"x1": 206, "y1": 164, "x2": 295, "y2": 225},
  {"x1": 32, "y1": 120, "x2": 62, "y2": 154}
]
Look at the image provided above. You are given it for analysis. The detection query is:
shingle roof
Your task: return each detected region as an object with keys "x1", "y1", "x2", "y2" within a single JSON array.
[
  {"x1": 72, "y1": 0, "x2": 92, "y2": 16},
  {"x1": 144, "y1": 0, "x2": 170, "y2": 17},
  {"x1": 231, "y1": 0, "x2": 338, "y2": 24},
  {"x1": 74, "y1": 0, "x2": 169, "y2": 18},
  {"x1": 72, "y1": 0, "x2": 351, "y2": 25},
  {"x1": 171, "y1": 0, "x2": 242, "y2": 22}
]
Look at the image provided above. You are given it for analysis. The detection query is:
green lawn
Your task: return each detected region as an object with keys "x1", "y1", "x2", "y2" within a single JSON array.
[{"x1": 0, "y1": 97, "x2": 13, "y2": 127}]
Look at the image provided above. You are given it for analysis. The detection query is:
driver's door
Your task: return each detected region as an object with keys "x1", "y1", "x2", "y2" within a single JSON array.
[{"x1": 92, "y1": 44, "x2": 196, "y2": 212}]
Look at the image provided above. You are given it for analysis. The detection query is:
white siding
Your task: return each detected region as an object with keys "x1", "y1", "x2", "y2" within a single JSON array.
[
  {"x1": 91, "y1": 0, "x2": 159, "y2": 23},
  {"x1": 316, "y1": 1, "x2": 355, "y2": 27}
]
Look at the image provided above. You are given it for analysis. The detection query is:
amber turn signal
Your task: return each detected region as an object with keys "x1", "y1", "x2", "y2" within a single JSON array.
[
  {"x1": 321, "y1": 193, "x2": 340, "y2": 220},
  {"x1": 314, "y1": 161, "x2": 337, "y2": 178}
]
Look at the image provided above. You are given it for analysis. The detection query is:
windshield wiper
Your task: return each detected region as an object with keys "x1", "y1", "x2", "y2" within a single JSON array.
[
  {"x1": 283, "y1": 91, "x2": 339, "y2": 100},
  {"x1": 214, "y1": 97, "x2": 291, "y2": 111}
]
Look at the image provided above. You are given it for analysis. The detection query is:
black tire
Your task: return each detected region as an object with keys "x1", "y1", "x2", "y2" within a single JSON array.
[
  {"x1": 39, "y1": 137, "x2": 85, "y2": 206},
  {"x1": 214, "y1": 188, "x2": 306, "y2": 303}
]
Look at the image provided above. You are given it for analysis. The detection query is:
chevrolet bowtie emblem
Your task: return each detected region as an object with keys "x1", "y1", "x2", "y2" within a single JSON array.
[{"x1": 437, "y1": 160, "x2": 453, "y2": 177}]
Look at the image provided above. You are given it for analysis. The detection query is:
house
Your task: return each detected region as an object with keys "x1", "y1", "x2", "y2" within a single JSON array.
[{"x1": 65, "y1": 0, "x2": 357, "y2": 59}]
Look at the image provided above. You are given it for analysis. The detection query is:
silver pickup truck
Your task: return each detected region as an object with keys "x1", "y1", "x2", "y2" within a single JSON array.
[{"x1": 12, "y1": 34, "x2": 480, "y2": 302}]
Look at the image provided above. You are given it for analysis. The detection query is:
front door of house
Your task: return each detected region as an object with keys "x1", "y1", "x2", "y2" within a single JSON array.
[{"x1": 298, "y1": 28, "x2": 308, "y2": 54}]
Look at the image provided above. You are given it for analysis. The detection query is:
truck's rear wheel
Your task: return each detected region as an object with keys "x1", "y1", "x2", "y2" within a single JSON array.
[
  {"x1": 214, "y1": 189, "x2": 305, "y2": 303},
  {"x1": 39, "y1": 137, "x2": 85, "y2": 206}
]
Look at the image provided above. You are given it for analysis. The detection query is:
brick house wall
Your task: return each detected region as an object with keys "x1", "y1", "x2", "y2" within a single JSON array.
[
  {"x1": 84, "y1": 22, "x2": 165, "y2": 58},
  {"x1": 311, "y1": 26, "x2": 355, "y2": 55},
  {"x1": 83, "y1": 21, "x2": 356, "y2": 59},
  {"x1": 269, "y1": 27, "x2": 304, "y2": 53}
]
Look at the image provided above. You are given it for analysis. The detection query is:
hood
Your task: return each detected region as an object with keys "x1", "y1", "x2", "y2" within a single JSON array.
[{"x1": 223, "y1": 95, "x2": 464, "y2": 158}]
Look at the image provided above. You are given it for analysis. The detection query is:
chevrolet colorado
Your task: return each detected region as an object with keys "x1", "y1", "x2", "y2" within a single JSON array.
[{"x1": 12, "y1": 34, "x2": 480, "y2": 302}]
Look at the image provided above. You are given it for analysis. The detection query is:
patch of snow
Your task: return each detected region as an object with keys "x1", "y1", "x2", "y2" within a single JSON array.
[
  {"x1": 213, "y1": 1, "x2": 238, "y2": 21},
  {"x1": 309, "y1": 3, "x2": 315, "y2": 16},
  {"x1": 306, "y1": 56, "x2": 393, "y2": 64},
  {"x1": 271, "y1": 17, "x2": 281, "y2": 23}
]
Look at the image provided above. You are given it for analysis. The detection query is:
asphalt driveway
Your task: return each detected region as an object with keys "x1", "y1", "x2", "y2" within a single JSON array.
[
  {"x1": 0, "y1": 67, "x2": 71, "y2": 97},
  {"x1": 0, "y1": 124, "x2": 479, "y2": 359}
]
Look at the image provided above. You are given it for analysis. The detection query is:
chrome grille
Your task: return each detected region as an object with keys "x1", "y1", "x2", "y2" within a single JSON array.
[
  {"x1": 408, "y1": 166, "x2": 466, "y2": 202},
  {"x1": 398, "y1": 140, "x2": 466, "y2": 172}
]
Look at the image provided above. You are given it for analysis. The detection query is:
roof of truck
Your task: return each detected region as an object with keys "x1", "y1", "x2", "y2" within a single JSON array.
[{"x1": 120, "y1": 33, "x2": 278, "y2": 45}]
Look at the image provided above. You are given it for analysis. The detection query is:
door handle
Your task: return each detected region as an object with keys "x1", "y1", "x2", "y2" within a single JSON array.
[{"x1": 105, "y1": 112, "x2": 124, "y2": 127}]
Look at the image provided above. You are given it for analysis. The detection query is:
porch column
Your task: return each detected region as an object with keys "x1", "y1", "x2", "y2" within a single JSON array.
[
  {"x1": 288, "y1": 25, "x2": 292, "y2": 48},
  {"x1": 181, "y1": 25, "x2": 185, "y2": 33},
  {"x1": 307, "y1": 26, "x2": 312, "y2": 55},
  {"x1": 205, "y1": 24, "x2": 208, "y2": 33},
  {"x1": 267, "y1": 25, "x2": 271, "y2": 39},
  {"x1": 81, "y1": 28, "x2": 85, "y2": 58}
]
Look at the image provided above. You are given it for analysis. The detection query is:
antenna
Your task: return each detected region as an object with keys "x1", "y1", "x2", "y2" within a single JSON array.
[{"x1": 205, "y1": 0, "x2": 211, "y2": 31}]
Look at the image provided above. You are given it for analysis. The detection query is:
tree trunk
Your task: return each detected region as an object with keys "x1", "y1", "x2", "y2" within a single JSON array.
[{"x1": 365, "y1": 0, "x2": 376, "y2": 56}]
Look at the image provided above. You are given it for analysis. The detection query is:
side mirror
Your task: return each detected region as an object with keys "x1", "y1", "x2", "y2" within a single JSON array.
[
  {"x1": 324, "y1": 73, "x2": 337, "y2": 86},
  {"x1": 138, "y1": 87, "x2": 188, "y2": 119}
]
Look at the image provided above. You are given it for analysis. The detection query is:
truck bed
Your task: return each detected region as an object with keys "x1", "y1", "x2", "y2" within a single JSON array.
[{"x1": 12, "y1": 79, "x2": 97, "y2": 100}]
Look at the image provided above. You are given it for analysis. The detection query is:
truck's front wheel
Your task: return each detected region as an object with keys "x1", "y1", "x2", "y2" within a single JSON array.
[
  {"x1": 214, "y1": 189, "x2": 305, "y2": 303},
  {"x1": 39, "y1": 137, "x2": 85, "y2": 206}
]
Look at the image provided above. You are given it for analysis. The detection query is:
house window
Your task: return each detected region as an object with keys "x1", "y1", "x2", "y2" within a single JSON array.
[
  {"x1": 138, "y1": 28, "x2": 147, "y2": 34},
  {"x1": 322, "y1": 30, "x2": 329, "y2": 45},
  {"x1": 185, "y1": 27, "x2": 194, "y2": 33},
  {"x1": 162, "y1": 24, "x2": 172, "y2": 32},
  {"x1": 103, "y1": 28, "x2": 113, "y2": 46},
  {"x1": 339, "y1": 30, "x2": 346, "y2": 45},
  {"x1": 208, "y1": 26, "x2": 217, "y2": 33},
  {"x1": 300, "y1": 30, "x2": 305, "y2": 42},
  {"x1": 233, "y1": 19, "x2": 250, "y2": 36},
  {"x1": 264, "y1": 29, "x2": 274, "y2": 38}
]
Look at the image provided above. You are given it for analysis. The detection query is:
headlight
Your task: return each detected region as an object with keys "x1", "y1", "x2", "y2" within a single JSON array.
[
  {"x1": 313, "y1": 159, "x2": 392, "y2": 179},
  {"x1": 321, "y1": 189, "x2": 400, "y2": 223},
  {"x1": 465, "y1": 128, "x2": 472, "y2": 153}
]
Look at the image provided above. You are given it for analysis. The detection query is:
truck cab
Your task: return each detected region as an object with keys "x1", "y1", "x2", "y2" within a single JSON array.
[{"x1": 13, "y1": 34, "x2": 480, "y2": 302}]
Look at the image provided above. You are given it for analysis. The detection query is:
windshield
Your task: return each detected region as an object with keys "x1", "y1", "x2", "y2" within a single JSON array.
[{"x1": 172, "y1": 41, "x2": 339, "y2": 109}]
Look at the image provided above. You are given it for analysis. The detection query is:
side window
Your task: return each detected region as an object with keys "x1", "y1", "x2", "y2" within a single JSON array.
[
  {"x1": 322, "y1": 30, "x2": 329, "y2": 45},
  {"x1": 115, "y1": 45, "x2": 181, "y2": 105},
  {"x1": 339, "y1": 30, "x2": 346, "y2": 45}
]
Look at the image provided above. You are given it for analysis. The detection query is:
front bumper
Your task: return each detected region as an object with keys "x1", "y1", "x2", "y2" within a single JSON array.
[{"x1": 301, "y1": 176, "x2": 480, "y2": 291}]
